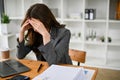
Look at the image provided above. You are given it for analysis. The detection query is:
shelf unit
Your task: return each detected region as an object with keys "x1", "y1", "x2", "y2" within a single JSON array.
[
  {"x1": 0, "y1": 34, "x2": 17, "y2": 50},
  {"x1": 1, "y1": 0, "x2": 120, "y2": 69}
]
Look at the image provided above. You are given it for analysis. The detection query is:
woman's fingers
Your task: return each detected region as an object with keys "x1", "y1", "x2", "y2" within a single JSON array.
[
  {"x1": 31, "y1": 18, "x2": 40, "y2": 23},
  {"x1": 23, "y1": 20, "x2": 29, "y2": 26},
  {"x1": 21, "y1": 20, "x2": 32, "y2": 32},
  {"x1": 29, "y1": 19, "x2": 40, "y2": 31}
]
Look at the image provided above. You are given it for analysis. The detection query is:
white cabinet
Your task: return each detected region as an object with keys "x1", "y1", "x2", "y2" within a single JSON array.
[
  {"x1": 107, "y1": 22, "x2": 120, "y2": 68},
  {"x1": 2, "y1": 0, "x2": 120, "y2": 69},
  {"x1": 0, "y1": 34, "x2": 17, "y2": 50}
]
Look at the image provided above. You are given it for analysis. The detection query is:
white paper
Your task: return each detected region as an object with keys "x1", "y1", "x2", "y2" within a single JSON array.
[
  {"x1": 84, "y1": 69, "x2": 95, "y2": 80},
  {"x1": 33, "y1": 65, "x2": 87, "y2": 80}
]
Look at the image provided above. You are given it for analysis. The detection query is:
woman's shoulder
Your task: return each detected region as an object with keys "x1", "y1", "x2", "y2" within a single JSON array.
[
  {"x1": 56, "y1": 27, "x2": 71, "y2": 38},
  {"x1": 58, "y1": 27, "x2": 70, "y2": 34}
]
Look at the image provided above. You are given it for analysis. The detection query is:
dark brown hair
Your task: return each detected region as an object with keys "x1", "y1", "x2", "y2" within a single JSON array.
[{"x1": 22, "y1": 3, "x2": 64, "y2": 46}]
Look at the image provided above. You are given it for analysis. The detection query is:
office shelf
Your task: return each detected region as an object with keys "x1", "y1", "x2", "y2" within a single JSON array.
[{"x1": 1, "y1": 0, "x2": 120, "y2": 69}]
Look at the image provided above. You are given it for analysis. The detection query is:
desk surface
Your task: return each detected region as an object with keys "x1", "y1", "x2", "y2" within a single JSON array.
[{"x1": 0, "y1": 59, "x2": 98, "y2": 80}]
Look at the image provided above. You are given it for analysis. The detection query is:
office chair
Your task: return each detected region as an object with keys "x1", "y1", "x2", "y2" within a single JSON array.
[{"x1": 69, "y1": 49, "x2": 86, "y2": 66}]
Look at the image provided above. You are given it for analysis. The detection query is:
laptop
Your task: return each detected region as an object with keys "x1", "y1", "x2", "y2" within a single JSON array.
[{"x1": 0, "y1": 59, "x2": 30, "y2": 78}]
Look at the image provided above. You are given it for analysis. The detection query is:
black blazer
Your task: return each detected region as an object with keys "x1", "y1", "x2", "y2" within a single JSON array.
[{"x1": 17, "y1": 27, "x2": 72, "y2": 65}]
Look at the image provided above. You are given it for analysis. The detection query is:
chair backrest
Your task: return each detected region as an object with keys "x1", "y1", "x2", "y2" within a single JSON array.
[{"x1": 69, "y1": 49, "x2": 86, "y2": 66}]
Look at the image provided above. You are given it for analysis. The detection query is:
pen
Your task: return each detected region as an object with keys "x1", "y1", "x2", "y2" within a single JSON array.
[{"x1": 37, "y1": 64, "x2": 42, "y2": 72}]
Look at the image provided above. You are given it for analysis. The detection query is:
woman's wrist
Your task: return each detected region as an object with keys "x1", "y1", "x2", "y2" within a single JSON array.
[
  {"x1": 19, "y1": 31, "x2": 25, "y2": 42},
  {"x1": 20, "y1": 28, "x2": 25, "y2": 33},
  {"x1": 42, "y1": 32, "x2": 50, "y2": 45}
]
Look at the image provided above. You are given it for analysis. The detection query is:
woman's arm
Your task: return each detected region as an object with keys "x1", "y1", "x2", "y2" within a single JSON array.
[
  {"x1": 17, "y1": 39, "x2": 31, "y2": 59},
  {"x1": 19, "y1": 20, "x2": 31, "y2": 42},
  {"x1": 17, "y1": 20, "x2": 32, "y2": 59},
  {"x1": 38, "y1": 29, "x2": 72, "y2": 65}
]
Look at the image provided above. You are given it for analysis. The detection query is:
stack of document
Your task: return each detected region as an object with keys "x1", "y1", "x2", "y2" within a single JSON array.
[{"x1": 33, "y1": 65, "x2": 95, "y2": 80}]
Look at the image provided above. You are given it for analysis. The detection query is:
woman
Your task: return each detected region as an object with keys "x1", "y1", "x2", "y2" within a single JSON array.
[{"x1": 17, "y1": 3, "x2": 72, "y2": 65}]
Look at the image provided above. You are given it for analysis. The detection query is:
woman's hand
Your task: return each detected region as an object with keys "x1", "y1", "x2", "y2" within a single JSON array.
[
  {"x1": 20, "y1": 20, "x2": 32, "y2": 33},
  {"x1": 29, "y1": 18, "x2": 47, "y2": 35},
  {"x1": 29, "y1": 18, "x2": 50, "y2": 45},
  {"x1": 19, "y1": 20, "x2": 32, "y2": 42}
]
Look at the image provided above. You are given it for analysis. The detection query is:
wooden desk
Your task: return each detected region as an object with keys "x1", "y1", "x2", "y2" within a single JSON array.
[{"x1": 0, "y1": 59, "x2": 98, "y2": 80}]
